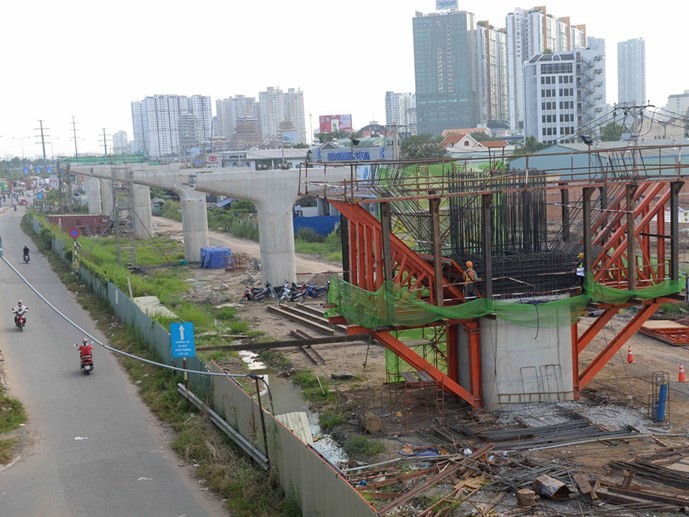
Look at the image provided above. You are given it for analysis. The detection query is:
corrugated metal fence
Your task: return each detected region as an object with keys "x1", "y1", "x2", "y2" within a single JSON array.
[{"x1": 30, "y1": 214, "x2": 375, "y2": 517}]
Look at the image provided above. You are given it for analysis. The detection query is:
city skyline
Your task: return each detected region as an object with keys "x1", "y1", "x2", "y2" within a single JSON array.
[{"x1": 0, "y1": 0, "x2": 685, "y2": 158}]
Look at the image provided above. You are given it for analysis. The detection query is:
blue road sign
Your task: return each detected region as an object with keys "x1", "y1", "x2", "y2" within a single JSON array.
[{"x1": 170, "y1": 322, "x2": 196, "y2": 358}]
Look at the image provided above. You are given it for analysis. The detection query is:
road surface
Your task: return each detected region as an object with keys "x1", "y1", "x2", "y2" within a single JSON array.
[{"x1": 0, "y1": 206, "x2": 226, "y2": 515}]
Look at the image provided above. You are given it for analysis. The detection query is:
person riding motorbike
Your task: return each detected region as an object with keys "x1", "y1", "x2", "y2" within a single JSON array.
[
  {"x1": 23, "y1": 246, "x2": 30, "y2": 262},
  {"x1": 78, "y1": 338, "x2": 93, "y2": 359},
  {"x1": 12, "y1": 300, "x2": 28, "y2": 325}
]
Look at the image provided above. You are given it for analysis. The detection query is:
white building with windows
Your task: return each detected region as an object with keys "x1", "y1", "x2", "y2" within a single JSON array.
[
  {"x1": 385, "y1": 91, "x2": 417, "y2": 135},
  {"x1": 506, "y1": 6, "x2": 587, "y2": 130},
  {"x1": 131, "y1": 94, "x2": 212, "y2": 159},
  {"x1": 524, "y1": 48, "x2": 606, "y2": 144},
  {"x1": 258, "y1": 87, "x2": 306, "y2": 145},
  {"x1": 617, "y1": 38, "x2": 646, "y2": 106}
]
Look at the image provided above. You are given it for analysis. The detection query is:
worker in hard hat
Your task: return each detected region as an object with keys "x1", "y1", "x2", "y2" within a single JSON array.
[
  {"x1": 464, "y1": 260, "x2": 479, "y2": 299},
  {"x1": 576, "y1": 252, "x2": 585, "y2": 289}
]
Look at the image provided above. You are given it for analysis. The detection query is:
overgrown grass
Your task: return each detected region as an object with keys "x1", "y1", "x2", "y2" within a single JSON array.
[
  {"x1": 319, "y1": 410, "x2": 345, "y2": 432},
  {"x1": 343, "y1": 435, "x2": 385, "y2": 460},
  {"x1": 0, "y1": 388, "x2": 27, "y2": 433},
  {"x1": 292, "y1": 370, "x2": 336, "y2": 403}
]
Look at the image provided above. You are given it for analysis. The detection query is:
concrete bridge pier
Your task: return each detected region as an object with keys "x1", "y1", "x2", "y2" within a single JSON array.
[
  {"x1": 178, "y1": 188, "x2": 209, "y2": 263},
  {"x1": 85, "y1": 177, "x2": 102, "y2": 215},
  {"x1": 100, "y1": 179, "x2": 114, "y2": 217},
  {"x1": 133, "y1": 185, "x2": 153, "y2": 239},
  {"x1": 255, "y1": 198, "x2": 297, "y2": 285}
]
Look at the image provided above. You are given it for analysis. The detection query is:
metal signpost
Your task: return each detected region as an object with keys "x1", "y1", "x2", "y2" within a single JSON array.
[
  {"x1": 69, "y1": 228, "x2": 80, "y2": 271},
  {"x1": 170, "y1": 322, "x2": 196, "y2": 388}
]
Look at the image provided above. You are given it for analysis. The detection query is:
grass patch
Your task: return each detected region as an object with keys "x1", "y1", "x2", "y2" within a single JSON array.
[
  {"x1": 292, "y1": 370, "x2": 336, "y2": 403},
  {"x1": 0, "y1": 388, "x2": 27, "y2": 433},
  {"x1": 0, "y1": 438, "x2": 18, "y2": 464},
  {"x1": 319, "y1": 410, "x2": 345, "y2": 432},
  {"x1": 343, "y1": 435, "x2": 385, "y2": 460}
]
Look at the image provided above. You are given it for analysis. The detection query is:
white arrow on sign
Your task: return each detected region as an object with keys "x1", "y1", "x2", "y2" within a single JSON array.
[{"x1": 179, "y1": 325, "x2": 185, "y2": 341}]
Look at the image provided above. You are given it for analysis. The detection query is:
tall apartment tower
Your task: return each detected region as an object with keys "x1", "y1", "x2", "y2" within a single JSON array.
[
  {"x1": 523, "y1": 48, "x2": 606, "y2": 144},
  {"x1": 617, "y1": 38, "x2": 646, "y2": 106},
  {"x1": 215, "y1": 95, "x2": 259, "y2": 144},
  {"x1": 412, "y1": 10, "x2": 480, "y2": 136},
  {"x1": 476, "y1": 21, "x2": 509, "y2": 128},
  {"x1": 258, "y1": 87, "x2": 306, "y2": 145},
  {"x1": 506, "y1": 6, "x2": 586, "y2": 130},
  {"x1": 112, "y1": 130, "x2": 129, "y2": 155},
  {"x1": 385, "y1": 92, "x2": 417, "y2": 135},
  {"x1": 130, "y1": 94, "x2": 212, "y2": 159}
]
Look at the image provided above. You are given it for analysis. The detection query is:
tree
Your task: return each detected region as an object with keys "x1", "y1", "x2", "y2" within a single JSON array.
[
  {"x1": 512, "y1": 137, "x2": 548, "y2": 156},
  {"x1": 400, "y1": 135, "x2": 446, "y2": 160},
  {"x1": 600, "y1": 122, "x2": 625, "y2": 142}
]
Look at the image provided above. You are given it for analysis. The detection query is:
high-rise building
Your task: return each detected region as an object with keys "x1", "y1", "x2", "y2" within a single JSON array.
[
  {"x1": 215, "y1": 95, "x2": 259, "y2": 142},
  {"x1": 412, "y1": 10, "x2": 480, "y2": 136},
  {"x1": 523, "y1": 49, "x2": 606, "y2": 144},
  {"x1": 476, "y1": 21, "x2": 509, "y2": 129},
  {"x1": 258, "y1": 87, "x2": 306, "y2": 145},
  {"x1": 506, "y1": 7, "x2": 586, "y2": 130},
  {"x1": 112, "y1": 131, "x2": 129, "y2": 155},
  {"x1": 617, "y1": 38, "x2": 646, "y2": 106},
  {"x1": 130, "y1": 94, "x2": 212, "y2": 159},
  {"x1": 666, "y1": 90, "x2": 689, "y2": 116},
  {"x1": 385, "y1": 92, "x2": 417, "y2": 134}
]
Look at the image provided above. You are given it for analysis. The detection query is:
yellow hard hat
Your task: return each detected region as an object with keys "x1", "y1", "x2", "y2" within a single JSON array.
[
  {"x1": 465, "y1": 260, "x2": 473, "y2": 269},
  {"x1": 577, "y1": 252, "x2": 584, "y2": 259}
]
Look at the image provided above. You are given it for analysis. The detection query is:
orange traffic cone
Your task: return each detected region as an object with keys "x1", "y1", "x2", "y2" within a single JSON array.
[
  {"x1": 626, "y1": 345, "x2": 636, "y2": 364},
  {"x1": 679, "y1": 364, "x2": 687, "y2": 383}
]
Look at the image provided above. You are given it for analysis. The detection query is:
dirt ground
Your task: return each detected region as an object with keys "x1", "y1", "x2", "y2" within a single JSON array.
[{"x1": 155, "y1": 216, "x2": 689, "y2": 513}]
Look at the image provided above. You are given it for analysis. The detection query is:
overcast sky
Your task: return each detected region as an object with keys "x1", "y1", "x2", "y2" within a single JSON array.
[{"x1": 1, "y1": 1, "x2": 685, "y2": 158}]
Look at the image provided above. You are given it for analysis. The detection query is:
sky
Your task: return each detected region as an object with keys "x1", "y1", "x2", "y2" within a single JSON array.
[{"x1": 1, "y1": 0, "x2": 687, "y2": 158}]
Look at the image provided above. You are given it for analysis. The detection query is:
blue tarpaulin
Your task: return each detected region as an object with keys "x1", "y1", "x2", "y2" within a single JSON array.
[{"x1": 199, "y1": 247, "x2": 232, "y2": 269}]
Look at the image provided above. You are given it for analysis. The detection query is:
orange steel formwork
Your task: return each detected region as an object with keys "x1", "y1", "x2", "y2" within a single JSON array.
[{"x1": 316, "y1": 144, "x2": 689, "y2": 408}]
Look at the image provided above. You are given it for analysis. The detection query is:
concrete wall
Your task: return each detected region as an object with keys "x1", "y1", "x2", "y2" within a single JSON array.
[{"x1": 457, "y1": 309, "x2": 574, "y2": 409}]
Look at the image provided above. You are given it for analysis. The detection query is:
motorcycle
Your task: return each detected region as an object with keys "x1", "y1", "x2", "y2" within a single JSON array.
[
  {"x1": 13, "y1": 307, "x2": 27, "y2": 331},
  {"x1": 23, "y1": 252, "x2": 30, "y2": 264},
  {"x1": 75, "y1": 343, "x2": 95, "y2": 375},
  {"x1": 242, "y1": 282, "x2": 276, "y2": 302},
  {"x1": 305, "y1": 281, "x2": 330, "y2": 299},
  {"x1": 278, "y1": 282, "x2": 306, "y2": 305}
]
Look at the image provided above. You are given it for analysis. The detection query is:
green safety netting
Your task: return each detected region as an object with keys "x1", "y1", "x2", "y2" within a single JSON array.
[{"x1": 327, "y1": 274, "x2": 684, "y2": 330}]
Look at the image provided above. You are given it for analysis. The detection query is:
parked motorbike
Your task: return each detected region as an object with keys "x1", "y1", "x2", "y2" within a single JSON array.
[
  {"x1": 13, "y1": 307, "x2": 27, "y2": 331},
  {"x1": 242, "y1": 282, "x2": 276, "y2": 302},
  {"x1": 305, "y1": 281, "x2": 330, "y2": 299},
  {"x1": 278, "y1": 282, "x2": 306, "y2": 305},
  {"x1": 75, "y1": 341, "x2": 95, "y2": 375}
]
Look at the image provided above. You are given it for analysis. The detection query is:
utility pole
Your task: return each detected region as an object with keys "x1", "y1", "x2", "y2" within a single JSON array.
[
  {"x1": 37, "y1": 120, "x2": 49, "y2": 177},
  {"x1": 71, "y1": 116, "x2": 79, "y2": 159},
  {"x1": 101, "y1": 128, "x2": 109, "y2": 157}
]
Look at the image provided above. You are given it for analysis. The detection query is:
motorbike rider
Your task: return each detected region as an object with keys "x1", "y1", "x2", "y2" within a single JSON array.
[
  {"x1": 78, "y1": 338, "x2": 93, "y2": 359},
  {"x1": 12, "y1": 300, "x2": 28, "y2": 324},
  {"x1": 23, "y1": 245, "x2": 30, "y2": 261}
]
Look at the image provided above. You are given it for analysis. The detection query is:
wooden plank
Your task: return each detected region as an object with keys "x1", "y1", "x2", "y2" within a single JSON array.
[{"x1": 267, "y1": 305, "x2": 335, "y2": 335}]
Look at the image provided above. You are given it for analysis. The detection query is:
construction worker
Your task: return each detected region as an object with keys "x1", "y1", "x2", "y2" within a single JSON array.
[
  {"x1": 576, "y1": 252, "x2": 585, "y2": 289},
  {"x1": 465, "y1": 261, "x2": 479, "y2": 298}
]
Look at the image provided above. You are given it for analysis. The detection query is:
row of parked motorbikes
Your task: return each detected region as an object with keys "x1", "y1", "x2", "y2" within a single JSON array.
[{"x1": 242, "y1": 280, "x2": 330, "y2": 304}]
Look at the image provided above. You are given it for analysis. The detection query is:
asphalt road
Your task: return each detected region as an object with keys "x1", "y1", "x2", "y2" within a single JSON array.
[{"x1": 0, "y1": 206, "x2": 226, "y2": 516}]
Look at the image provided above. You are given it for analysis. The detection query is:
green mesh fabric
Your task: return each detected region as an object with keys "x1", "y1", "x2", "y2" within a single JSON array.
[{"x1": 327, "y1": 274, "x2": 683, "y2": 330}]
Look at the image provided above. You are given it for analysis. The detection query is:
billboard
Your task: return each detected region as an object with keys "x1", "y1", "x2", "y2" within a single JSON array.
[
  {"x1": 436, "y1": 0, "x2": 457, "y2": 10},
  {"x1": 319, "y1": 114, "x2": 353, "y2": 134}
]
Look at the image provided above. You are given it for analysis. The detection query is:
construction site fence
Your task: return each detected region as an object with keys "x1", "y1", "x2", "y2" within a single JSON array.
[
  {"x1": 27, "y1": 213, "x2": 377, "y2": 517},
  {"x1": 327, "y1": 275, "x2": 684, "y2": 330}
]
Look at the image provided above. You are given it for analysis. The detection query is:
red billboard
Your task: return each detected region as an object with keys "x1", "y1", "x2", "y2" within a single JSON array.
[{"x1": 319, "y1": 114, "x2": 353, "y2": 134}]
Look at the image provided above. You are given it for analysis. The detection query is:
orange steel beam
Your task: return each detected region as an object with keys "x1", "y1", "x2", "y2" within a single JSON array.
[
  {"x1": 464, "y1": 321, "x2": 482, "y2": 405},
  {"x1": 578, "y1": 302, "x2": 661, "y2": 390},
  {"x1": 597, "y1": 187, "x2": 670, "y2": 282},
  {"x1": 373, "y1": 330, "x2": 479, "y2": 407},
  {"x1": 571, "y1": 323, "x2": 580, "y2": 399},
  {"x1": 446, "y1": 324, "x2": 458, "y2": 382},
  {"x1": 577, "y1": 307, "x2": 620, "y2": 353},
  {"x1": 592, "y1": 182, "x2": 654, "y2": 247}
]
